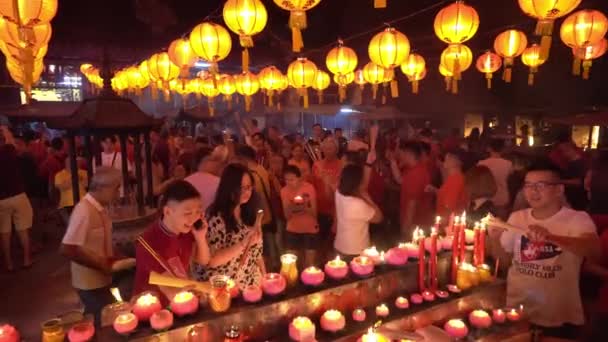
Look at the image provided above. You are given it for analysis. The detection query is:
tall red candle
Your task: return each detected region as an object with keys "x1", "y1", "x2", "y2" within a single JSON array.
[
  {"x1": 459, "y1": 213, "x2": 466, "y2": 263},
  {"x1": 416, "y1": 228, "x2": 426, "y2": 292},
  {"x1": 434, "y1": 216, "x2": 441, "y2": 233},
  {"x1": 429, "y1": 227, "x2": 438, "y2": 292},
  {"x1": 473, "y1": 222, "x2": 480, "y2": 265},
  {"x1": 479, "y1": 223, "x2": 486, "y2": 265},
  {"x1": 450, "y1": 216, "x2": 460, "y2": 284}
]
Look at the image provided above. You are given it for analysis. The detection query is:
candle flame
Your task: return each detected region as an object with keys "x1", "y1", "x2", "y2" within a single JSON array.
[
  {"x1": 335, "y1": 255, "x2": 341, "y2": 261},
  {"x1": 136, "y1": 293, "x2": 159, "y2": 306},
  {"x1": 110, "y1": 287, "x2": 123, "y2": 302},
  {"x1": 519, "y1": 304, "x2": 524, "y2": 312},
  {"x1": 474, "y1": 222, "x2": 480, "y2": 229},
  {"x1": 436, "y1": 216, "x2": 441, "y2": 224}
]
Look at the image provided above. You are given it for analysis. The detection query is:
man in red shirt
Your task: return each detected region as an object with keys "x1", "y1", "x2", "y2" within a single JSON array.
[
  {"x1": 134, "y1": 181, "x2": 210, "y2": 303},
  {"x1": 39, "y1": 137, "x2": 67, "y2": 188}
]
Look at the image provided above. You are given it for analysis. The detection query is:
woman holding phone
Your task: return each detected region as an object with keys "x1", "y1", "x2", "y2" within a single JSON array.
[{"x1": 192, "y1": 164, "x2": 265, "y2": 288}]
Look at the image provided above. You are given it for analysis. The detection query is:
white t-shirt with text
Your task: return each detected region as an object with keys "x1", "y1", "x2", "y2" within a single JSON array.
[{"x1": 334, "y1": 191, "x2": 376, "y2": 255}]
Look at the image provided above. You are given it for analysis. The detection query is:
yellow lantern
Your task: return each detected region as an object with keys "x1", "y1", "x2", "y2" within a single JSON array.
[
  {"x1": 287, "y1": 57, "x2": 317, "y2": 108},
  {"x1": 434, "y1": 1, "x2": 480, "y2": 44},
  {"x1": 147, "y1": 52, "x2": 180, "y2": 101},
  {"x1": 326, "y1": 41, "x2": 358, "y2": 77},
  {"x1": 189, "y1": 22, "x2": 232, "y2": 73},
  {"x1": 521, "y1": 44, "x2": 546, "y2": 85},
  {"x1": 200, "y1": 75, "x2": 221, "y2": 115},
  {"x1": 439, "y1": 63, "x2": 453, "y2": 92},
  {"x1": 354, "y1": 69, "x2": 366, "y2": 88},
  {"x1": 560, "y1": 10, "x2": 608, "y2": 76},
  {"x1": 311, "y1": 70, "x2": 330, "y2": 104},
  {"x1": 475, "y1": 51, "x2": 502, "y2": 89},
  {"x1": 0, "y1": 0, "x2": 57, "y2": 26},
  {"x1": 272, "y1": 0, "x2": 322, "y2": 52},
  {"x1": 518, "y1": 0, "x2": 581, "y2": 59},
  {"x1": 440, "y1": 43, "x2": 472, "y2": 94},
  {"x1": 235, "y1": 71, "x2": 259, "y2": 111},
  {"x1": 218, "y1": 74, "x2": 237, "y2": 108},
  {"x1": 259, "y1": 66, "x2": 284, "y2": 107},
  {"x1": 400, "y1": 53, "x2": 425, "y2": 94},
  {"x1": 223, "y1": 0, "x2": 267, "y2": 71},
  {"x1": 333, "y1": 72, "x2": 354, "y2": 102},
  {"x1": 0, "y1": 18, "x2": 52, "y2": 50},
  {"x1": 408, "y1": 68, "x2": 426, "y2": 94},
  {"x1": 362, "y1": 62, "x2": 387, "y2": 100},
  {"x1": 494, "y1": 29, "x2": 528, "y2": 82},
  {"x1": 6, "y1": 56, "x2": 43, "y2": 103},
  {"x1": 368, "y1": 27, "x2": 409, "y2": 98},
  {"x1": 168, "y1": 38, "x2": 197, "y2": 78},
  {"x1": 125, "y1": 66, "x2": 150, "y2": 95},
  {"x1": 572, "y1": 38, "x2": 607, "y2": 79}
]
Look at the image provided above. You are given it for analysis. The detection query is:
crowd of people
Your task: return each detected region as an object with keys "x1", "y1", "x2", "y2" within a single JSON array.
[{"x1": 1, "y1": 118, "x2": 608, "y2": 341}]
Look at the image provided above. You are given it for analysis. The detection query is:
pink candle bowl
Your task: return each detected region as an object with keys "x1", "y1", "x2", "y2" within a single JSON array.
[
  {"x1": 444, "y1": 319, "x2": 469, "y2": 339},
  {"x1": 424, "y1": 237, "x2": 443, "y2": 253},
  {"x1": 170, "y1": 290, "x2": 199, "y2": 316},
  {"x1": 436, "y1": 290, "x2": 449, "y2": 299},
  {"x1": 262, "y1": 273, "x2": 286, "y2": 296},
  {"x1": 352, "y1": 308, "x2": 366, "y2": 322},
  {"x1": 300, "y1": 266, "x2": 325, "y2": 286},
  {"x1": 385, "y1": 247, "x2": 408, "y2": 266},
  {"x1": 492, "y1": 309, "x2": 506, "y2": 324},
  {"x1": 469, "y1": 310, "x2": 492, "y2": 329},
  {"x1": 132, "y1": 292, "x2": 162, "y2": 321},
  {"x1": 410, "y1": 293, "x2": 423, "y2": 305},
  {"x1": 465, "y1": 229, "x2": 475, "y2": 244},
  {"x1": 243, "y1": 285, "x2": 263, "y2": 303},
  {"x1": 288, "y1": 316, "x2": 316, "y2": 341},
  {"x1": 226, "y1": 278, "x2": 240, "y2": 298},
  {"x1": 362, "y1": 246, "x2": 382, "y2": 264},
  {"x1": 350, "y1": 256, "x2": 374, "y2": 277},
  {"x1": 395, "y1": 296, "x2": 409, "y2": 309},
  {"x1": 375, "y1": 303, "x2": 389, "y2": 317},
  {"x1": 422, "y1": 290, "x2": 435, "y2": 302},
  {"x1": 324, "y1": 256, "x2": 349, "y2": 280},
  {"x1": 113, "y1": 313, "x2": 138, "y2": 335},
  {"x1": 320, "y1": 309, "x2": 346, "y2": 333},
  {"x1": 506, "y1": 308, "x2": 521, "y2": 322},
  {"x1": 397, "y1": 242, "x2": 419, "y2": 259},
  {"x1": 67, "y1": 321, "x2": 95, "y2": 342},
  {"x1": 441, "y1": 235, "x2": 454, "y2": 250},
  {"x1": 447, "y1": 284, "x2": 462, "y2": 293},
  {"x1": 150, "y1": 310, "x2": 174, "y2": 331},
  {"x1": 0, "y1": 324, "x2": 20, "y2": 342}
]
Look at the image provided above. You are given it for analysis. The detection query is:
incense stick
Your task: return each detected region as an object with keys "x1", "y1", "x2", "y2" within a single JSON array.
[{"x1": 137, "y1": 236, "x2": 176, "y2": 277}]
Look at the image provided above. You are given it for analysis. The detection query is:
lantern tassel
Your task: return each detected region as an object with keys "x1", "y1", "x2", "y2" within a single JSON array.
[
  {"x1": 582, "y1": 60, "x2": 592, "y2": 80},
  {"x1": 303, "y1": 92, "x2": 309, "y2": 109},
  {"x1": 412, "y1": 80, "x2": 419, "y2": 94},
  {"x1": 382, "y1": 83, "x2": 387, "y2": 104},
  {"x1": 339, "y1": 86, "x2": 346, "y2": 102},
  {"x1": 291, "y1": 27, "x2": 304, "y2": 52},
  {"x1": 242, "y1": 48, "x2": 249, "y2": 72},
  {"x1": 289, "y1": 11, "x2": 307, "y2": 53},
  {"x1": 390, "y1": 80, "x2": 398, "y2": 98},
  {"x1": 451, "y1": 79, "x2": 458, "y2": 94},
  {"x1": 353, "y1": 86, "x2": 362, "y2": 105},
  {"x1": 486, "y1": 73, "x2": 492, "y2": 89},
  {"x1": 245, "y1": 95, "x2": 251, "y2": 112},
  {"x1": 528, "y1": 72, "x2": 535, "y2": 86},
  {"x1": 224, "y1": 95, "x2": 232, "y2": 109},
  {"x1": 239, "y1": 35, "x2": 254, "y2": 48},
  {"x1": 572, "y1": 57, "x2": 582, "y2": 76},
  {"x1": 372, "y1": 84, "x2": 378, "y2": 100},
  {"x1": 268, "y1": 90, "x2": 274, "y2": 108},
  {"x1": 318, "y1": 90, "x2": 323, "y2": 104},
  {"x1": 539, "y1": 35, "x2": 551, "y2": 61},
  {"x1": 445, "y1": 77, "x2": 451, "y2": 92},
  {"x1": 535, "y1": 19, "x2": 554, "y2": 37},
  {"x1": 374, "y1": 0, "x2": 387, "y2": 8}
]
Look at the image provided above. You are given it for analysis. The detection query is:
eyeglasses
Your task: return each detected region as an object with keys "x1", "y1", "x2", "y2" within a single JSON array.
[{"x1": 523, "y1": 182, "x2": 560, "y2": 192}]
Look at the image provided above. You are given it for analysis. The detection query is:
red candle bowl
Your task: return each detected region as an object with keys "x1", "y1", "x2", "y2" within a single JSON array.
[
  {"x1": 226, "y1": 278, "x2": 240, "y2": 298},
  {"x1": 170, "y1": 290, "x2": 199, "y2": 316},
  {"x1": 492, "y1": 309, "x2": 506, "y2": 324},
  {"x1": 262, "y1": 273, "x2": 286, "y2": 296},
  {"x1": 350, "y1": 256, "x2": 374, "y2": 277},
  {"x1": 469, "y1": 310, "x2": 492, "y2": 329},
  {"x1": 398, "y1": 242, "x2": 419, "y2": 259},
  {"x1": 465, "y1": 229, "x2": 475, "y2": 244},
  {"x1": 444, "y1": 319, "x2": 469, "y2": 339},
  {"x1": 67, "y1": 321, "x2": 94, "y2": 342},
  {"x1": 0, "y1": 324, "x2": 20, "y2": 342},
  {"x1": 132, "y1": 293, "x2": 162, "y2": 321},
  {"x1": 150, "y1": 310, "x2": 174, "y2": 331},
  {"x1": 410, "y1": 293, "x2": 423, "y2": 305},
  {"x1": 395, "y1": 296, "x2": 409, "y2": 309},
  {"x1": 113, "y1": 313, "x2": 138, "y2": 335},
  {"x1": 243, "y1": 285, "x2": 263, "y2": 303},
  {"x1": 441, "y1": 235, "x2": 454, "y2": 250},
  {"x1": 324, "y1": 256, "x2": 349, "y2": 280},
  {"x1": 385, "y1": 247, "x2": 408, "y2": 266},
  {"x1": 288, "y1": 316, "x2": 316, "y2": 341},
  {"x1": 352, "y1": 308, "x2": 366, "y2": 322},
  {"x1": 320, "y1": 309, "x2": 346, "y2": 333},
  {"x1": 422, "y1": 290, "x2": 435, "y2": 302},
  {"x1": 506, "y1": 308, "x2": 521, "y2": 322},
  {"x1": 301, "y1": 266, "x2": 325, "y2": 286}
]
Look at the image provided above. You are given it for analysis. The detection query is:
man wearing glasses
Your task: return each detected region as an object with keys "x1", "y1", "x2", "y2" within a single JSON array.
[{"x1": 490, "y1": 161, "x2": 600, "y2": 341}]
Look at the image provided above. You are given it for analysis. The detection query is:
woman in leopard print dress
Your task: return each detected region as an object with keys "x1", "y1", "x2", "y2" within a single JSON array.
[{"x1": 192, "y1": 164, "x2": 265, "y2": 288}]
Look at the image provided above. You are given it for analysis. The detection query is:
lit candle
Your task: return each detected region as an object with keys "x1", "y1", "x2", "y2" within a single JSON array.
[
  {"x1": 300, "y1": 266, "x2": 325, "y2": 286},
  {"x1": 416, "y1": 228, "x2": 426, "y2": 292},
  {"x1": 350, "y1": 256, "x2": 374, "y2": 277},
  {"x1": 447, "y1": 284, "x2": 462, "y2": 293},
  {"x1": 385, "y1": 247, "x2": 408, "y2": 266},
  {"x1": 226, "y1": 278, "x2": 240, "y2": 298},
  {"x1": 113, "y1": 313, "x2": 138, "y2": 335},
  {"x1": 397, "y1": 242, "x2": 419, "y2": 259},
  {"x1": 479, "y1": 222, "x2": 487, "y2": 265},
  {"x1": 459, "y1": 213, "x2": 467, "y2": 264},
  {"x1": 477, "y1": 264, "x2": 493, "y2": 283},
  {"x1": 395, "y1": 296, "x2": 409, "y2": 309},
  {"x1": 170, "y1": 290, "x2": 199, "y2": 316},
  {"x1": 67, "y1": 321, "x2": 94, "y2": 342},
  {"x1": 324, "y1": 255, "x2": 349, "y2": 280},
  {"x1": 288, "y1": 317, "x2": 316, "y2": 341},
  {"x1": 362, "y1": 246, "x2": 382, "y2": 264},
  {"x1": 242, "y1": 285, "x2": 262, "y2": 303},
  {"x1": 506, "y1": 308, "x2": 521, "y2": 322},
  {"x1": 320, "y1": 309, "x2": 346, "y2": 332},
  {"x1": 469, "y1": 309, "x2": 492, "y2": 329},
  {"x1": 434, "y1": 216, "x2": 441, "y2": 232},
  {"x1": 150, "y1": 309, "x2": 173, "y2": 331},
  {"x1": 132, "y1": 293, "x2": 162, "y2": 321},
  {"x1": 436, "y1": 290, "x2": 449, "y2": 299},
  {"x1": 422, "y1": 290, "x2": 435, "y2": 302},
  {"x1": 293, "y1": 195, "x2": 304, "y2": 205},
  {"x1": 261, "y1": 273, "x2": 286, "y2": 296},
  {"x1": 280, "y1": 253, "x2": 299, "y2": 288},
  {"x1": 0, "y1": 324, "x2": 19, "y2": 342},
  {"x1": 492, "y1": 309, "x2": 506, "y2": 324},
  {"x1": 352, "y1": 308, "x2": 367, "y2": 322},
  {"x1": 209, "y1": 275, "x2": 232, "y2": 313},
  {"x1": 375, "y1": 303, "x2": 389, "y2": 317},
  {"x1": 429, "y1": 227, "x2": 438, "y2": 292},
  {"x1": 451, "y1": 216, "x2": 461, "y2": 284},
  {"x1": 358, "y1": 327, "x2": 390, "y2": 342},
  {"x1": 443, "y1": 319, "x2": 469, "y2": 339},
  {"x1": 410, "y1": 293, "x2": 423, "y2": 305},
  {"x1": 473, "y1": 222, "x2": 481, "y2": 265}
]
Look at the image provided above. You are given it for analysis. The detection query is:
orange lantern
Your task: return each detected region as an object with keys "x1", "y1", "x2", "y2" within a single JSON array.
[
  {"x1": 189, "y1": 22, "x2": 232, "y2": 73},
  {"x1": 287, "y1": 57, "x2": 317, "y2": 108},
  {"x1": 440, "y1": 43, "x2": 472, "y2": 94},
  {"x1": 200, "y1": 75, "x2": 221, "y2": 115},
  {"x1": 560, "y1": 10, "x2": 608, "y2": 76},
  {"x1": 259, "y1": 66, "x2": 284, "y2": 106},
  {"x1": 475, "y1": 51, "x2": 502, "y2": 89},
  {"x1": 223, "y1": 0, "x2": 267, "y2": 71},
  {"x1": 362, "y1": 62, "x2": 387, "y2": 100},
  {"x1": 125, "y1": 66, "x2": 150, "y2": 95},
  {"x1": 333, "y1": 72, "x2": 354, "y2": 102},
  {"x1": 235, "y1": 71, "x2": 259, "y2": 111},
  {"x1": 168, "y1": 38, "x2": 197, "y2": 78},
  {"x1": 273, "y1": 0, "x2": 322, "y2": 52},
  {"x1": 147, "y1": 52, "x2": 180, "y2": 101},
  {"x1": 573, "y1": 38, "x2": 607, "y2": 79},
  {"x1": 311, "y1": 70, "x2": 330, "y2": 104},
  {"x1": 518, "y1": 0, "x2": 581, "y2": 59},
  {"x1": 434, "y1": 1, "x2": 480, "y2": 44},
  {"x1": 408, "y1": 68, "x2": 426, "y2": 94},
  {"x1": 326, "y1": 41, "x2": 358, "y2": 77},
  {"x1": 368, "y1": 27, "x2": 409, "y2": 98},
  {"x1": 6, "y1": 56, "x2": 43, "y2": 103},
  {"x1": 439, "y1": 64, "x2": 454, "y2": 92},
  {"x1": 521, "y1": 44, "x2": 546, "y2": 85},
  {"x1": 354, "y1": 69, "x2": 366, "y2": 89},
  {"x1": 218, "y1": 74, "x2": 237, "y2": 108},
  {"x1": 400, "y1": 53, "x2": 425, "y2": 94},
  {"x1": 0, "y1": 0, "x2": 57, "y2": 26},
  {"x1": 0, "y1": 18, "x2": 52, "y2": 49},
  {"x1": 494, "y1": 29, "x2": 528, "y2": 82},
  {"x1": 374, "y1": 0, "x2": 386, "y2": 9}
]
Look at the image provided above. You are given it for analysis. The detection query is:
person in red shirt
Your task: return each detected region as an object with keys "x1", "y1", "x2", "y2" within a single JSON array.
[
  {"x1": 432, "y1": 149, "x2": 467, "y2": 218},
  {"x1": 134, "y1": 181, "x2": 211, "y2": 303},
  {"x1": 312, "y1": 137, "x2": 344, "y2": 235},
  {"x1": 39, "y1": 137, "x2": 67, "y2": 185}
]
